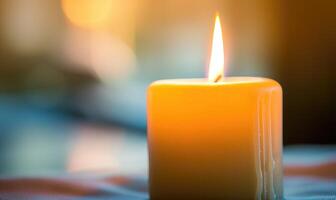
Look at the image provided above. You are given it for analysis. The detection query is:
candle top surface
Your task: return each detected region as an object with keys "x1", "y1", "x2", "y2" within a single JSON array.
[{"x1": 151, "y1": 77, "x2": 279, "y2": 87}]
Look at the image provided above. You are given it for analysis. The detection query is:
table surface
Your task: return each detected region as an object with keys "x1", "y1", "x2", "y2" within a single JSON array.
[{"x1": 0, "y1": 145, "x2": 335, "y2": 200}]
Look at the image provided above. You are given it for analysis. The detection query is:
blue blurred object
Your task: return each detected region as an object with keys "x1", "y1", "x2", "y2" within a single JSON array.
[
  {"x1": 0, "y1": 94, "x2": 74, "y2": 175},
  {"x1": 74, "y1": 82, "x2": 148, "y2": 130},
  {"x1": 0, "y1": 93, "x2": 148, "y2": 176}
]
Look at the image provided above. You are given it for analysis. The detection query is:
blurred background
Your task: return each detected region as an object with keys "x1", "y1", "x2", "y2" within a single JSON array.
[{"x1": 0, "y1": 0, "x2": 335, "y2": 176}]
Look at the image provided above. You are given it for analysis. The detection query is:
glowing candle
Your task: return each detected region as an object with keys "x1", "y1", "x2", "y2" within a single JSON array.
[{"x1": 147, "y1": 14, "x2": 283, "y2": 200}]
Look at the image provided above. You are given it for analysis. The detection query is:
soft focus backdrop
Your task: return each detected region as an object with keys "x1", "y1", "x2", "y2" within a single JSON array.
[{"x1": 0, "y1": 0, "x2": 335, "y2": 176}]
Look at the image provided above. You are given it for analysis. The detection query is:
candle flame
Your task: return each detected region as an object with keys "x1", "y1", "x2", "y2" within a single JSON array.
[{"x1": 208, "y1": 14, "x2": 224, "y2": 82}]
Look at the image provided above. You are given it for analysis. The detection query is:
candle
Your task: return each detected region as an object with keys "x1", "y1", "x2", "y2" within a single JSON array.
[{"x1": 147, "y1": 15, "x2": 283, "y2": 200}]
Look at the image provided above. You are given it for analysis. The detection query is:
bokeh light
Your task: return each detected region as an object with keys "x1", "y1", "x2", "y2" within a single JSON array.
[
  {"x1": 61, "y1": 0, "x2": 113, "y2": 29},
  {"x1": 61, "y1": 0, "x2": 138, "y2": 31}
]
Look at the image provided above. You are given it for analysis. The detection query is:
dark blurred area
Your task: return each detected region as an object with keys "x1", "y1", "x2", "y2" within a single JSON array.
[
  {"x1": 0, "y1": 0, "x2": 335, "y2": 175},
  {"x1": 276, "y1": 0, "x2": 336, "y2": 144}
]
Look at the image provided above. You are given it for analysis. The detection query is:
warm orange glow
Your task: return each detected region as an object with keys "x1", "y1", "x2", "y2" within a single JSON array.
[
  {"x1": 61, "y1": 0, "x2": 138, "y2": 30},
  {"x1": 208, "y1": 14, "x2": 224, "y2": 82},
  {"x1": 61, "y1": 0, "x2": 113, "y2": 29}
]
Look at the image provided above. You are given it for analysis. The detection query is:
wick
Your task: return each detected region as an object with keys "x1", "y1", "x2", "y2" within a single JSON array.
[{"x1": 214, "y1": 74, "x2": 222, "y2": 83}]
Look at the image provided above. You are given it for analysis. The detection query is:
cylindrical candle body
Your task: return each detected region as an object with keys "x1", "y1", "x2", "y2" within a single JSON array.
[{"x1": 147, "y1": 77, "x2": 283, "y2": 200}]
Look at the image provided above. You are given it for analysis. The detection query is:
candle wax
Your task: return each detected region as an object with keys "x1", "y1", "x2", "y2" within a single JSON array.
[{"x1": 147, "y1": 77, "x2": 283, "y2": 200}]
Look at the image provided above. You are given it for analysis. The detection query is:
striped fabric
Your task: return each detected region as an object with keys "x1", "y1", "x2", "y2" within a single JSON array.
[{"x1": 0, "y1": 146, "x2": 335, "y2": 200}]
